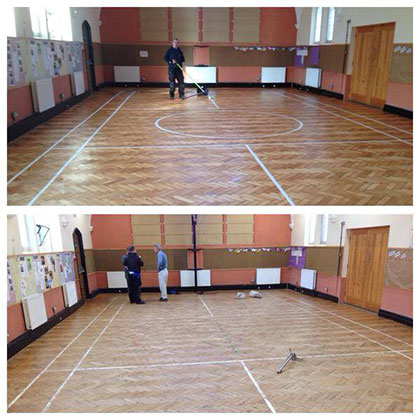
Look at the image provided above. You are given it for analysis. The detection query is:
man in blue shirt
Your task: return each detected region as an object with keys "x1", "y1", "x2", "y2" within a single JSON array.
[
  {"x1": 122, "y1": 246, "x2": 145, "y2": 304},
  {"x1": 153, "y1": 243, "x2": 168, "y2": 301},
  {"x1": 164, "y1": 38, "x2": 185, "y2": 100}
]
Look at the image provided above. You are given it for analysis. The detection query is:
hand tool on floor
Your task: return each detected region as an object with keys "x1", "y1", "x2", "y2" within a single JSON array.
[
  {"x1": 176, "y1": 63, "x2": 210, "y2": 99},
  {"x1": 276, "y1": 348, "x2": 302, "y2": 374}
]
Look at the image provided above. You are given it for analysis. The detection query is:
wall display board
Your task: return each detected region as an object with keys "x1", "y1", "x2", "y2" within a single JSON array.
[
  {"x1": 7, "y1": 252, "x2": 75, "y2": 304},
  {"x1": 7, "y1": 37, "x2": 83, "y2": 87}
]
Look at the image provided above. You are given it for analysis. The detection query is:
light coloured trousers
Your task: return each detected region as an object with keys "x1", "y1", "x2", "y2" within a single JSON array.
[{"x1": 158, "y1": 268, "x2": 168, "y2": 299}]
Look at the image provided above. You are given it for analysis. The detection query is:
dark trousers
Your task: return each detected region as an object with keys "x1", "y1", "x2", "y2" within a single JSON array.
[
  {"x1": 126, "y1": 273, "x2": 141, "y2": 303},
  {"x1": 168, "y1": 66, "x2": 184, "y2": 97}
]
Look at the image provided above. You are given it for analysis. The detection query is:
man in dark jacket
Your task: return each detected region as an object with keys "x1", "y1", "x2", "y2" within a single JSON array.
[
  {"x1": 122, "y1": 246, "x2": 145, "y2": 304},
  {"x1": 164, "y1": 38, "x2": 185, "y2": 99}
]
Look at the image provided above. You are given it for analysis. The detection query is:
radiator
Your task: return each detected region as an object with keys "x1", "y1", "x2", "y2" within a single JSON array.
[
  {"x1": 180, "y1": 270, "x2": 211, "y2": 287},
  {"x1": 261, "y1": 67, "x2": 286, "y2": 83},
  {"x1": 21, "y1": 293, "x2": 48, "y2": 330},
  {"x1": 62, "y1": 281, "x2": 78, "y2": 307},
  {"x1": 305, "y1": 68, "x2": 322, "y2": 88},
  {"x1": 184, "y1": 66, "x2": 217, "y2": 84},
  {"x1": 31, "y1": 78, "x2": 55, "y2": 112},
  {"x1": 256, "y1": 268, "x2": 281, "y2": 285},
  {"x1": 107, "y1": 271, "x2": 128, "y2": 288},
  {"x1": 71, "y1": 70, "x2": 85, "y2": 96},
  {"x1": 300, "y1": 269, "x2": 317, "y2": 290},
  {"x1": 114, "y1": 66, "x2": 141, "y2": 83}
]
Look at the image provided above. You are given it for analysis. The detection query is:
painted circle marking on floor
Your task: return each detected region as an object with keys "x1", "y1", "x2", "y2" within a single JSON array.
[{"x1": 154, "y1": 110, "x2": 303, "y2": 139}]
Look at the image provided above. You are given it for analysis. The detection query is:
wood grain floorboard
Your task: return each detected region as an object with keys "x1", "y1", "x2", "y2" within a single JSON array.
[
  {"x1": 8, "y1": 290, "x2": 412, "y2": 413},
  {"x1": 7, "y1": 88, "x2": 412, "y2": 205}
]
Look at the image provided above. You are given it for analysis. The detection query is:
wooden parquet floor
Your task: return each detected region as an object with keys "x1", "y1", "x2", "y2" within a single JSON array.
[
  {"x1": 7, "y1": 290, "x2": 413, "y2": 413},
  {"x1": 7, "y1": 88, "x2": 412, "y2": 205}
]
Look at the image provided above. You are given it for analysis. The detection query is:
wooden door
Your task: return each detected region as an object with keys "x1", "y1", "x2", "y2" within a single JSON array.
[
  {"x1": 349, "y1": 22, "x2": 395, "y2": 107},
  {"x1": 345, "y1": 226, "x2": 389, "y2": 312}
]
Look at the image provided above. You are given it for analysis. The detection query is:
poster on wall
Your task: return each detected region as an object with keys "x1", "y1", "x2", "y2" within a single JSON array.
[
  {"x1": 32, "y1": 256, "x2": 45, "y2": 293},
  {"x1": 289, "y1": 247, "x2": 306, "y2": 269},
  {"x1": 7, "y1": 38, "x2": 25, "y2": 87},
  {"x1": 44, "y1": 254, "x2": 56, "y2": 289},
  {"x1": 70, "y1": 42, "x2": 83, "y2": 72},
  {"x1": 18, "y1": 256, "x2": 30, "y2": 297},
  {"x1": 7, "y1": 261, "x2": 16, "y2": 304},
  {"x1": 57, "y1": 252, "x2": 75, "y2": 284}
]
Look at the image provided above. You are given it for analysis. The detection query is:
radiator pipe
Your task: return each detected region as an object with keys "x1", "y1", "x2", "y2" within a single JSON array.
[
  {"x1": 191, "y1": 215, "x2": 198, "y2": 293},
  {"x1": 336, "y1": 221, "x2": 345, "y2": 294},
  {"x1": 342, "y1": 19, "x2": 351, "y2": 75}
]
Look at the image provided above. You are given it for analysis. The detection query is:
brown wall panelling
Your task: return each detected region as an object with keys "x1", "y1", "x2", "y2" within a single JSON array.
[
  {"x1": 92, "y1": 249, "x2": 188, "y2": 272},
  {"x1": 203, "y1": 248, "x2": 289, "y2": 269},
  {"x1": 305, "y1": 247, "x2": 341, "y2": 276},
  {"x1": 92, "y1": 42, "x2": 103, "y2": 66},
  {"x1": 210, "y1": 47, "x2": 294, "y2": 67},
  {"x1": 233, "y1": 8, "x2": 260, "y2": 43},
  {"x1": 84, "y1": 249, "x2": 96, "y2": 274},
  {"x1": 202, "y1": 8, "x2": 230, "y2": 43},
  {"x1": 171, "y1": 7, "x2": 199, "y2": 43},
  {"x1": 101, "y1": 44, "x2": 194, "y2": 66},
  {"x1": 318, "y1": 45, "x2": 346, "y2": 73},
  {"x1": 139, "y1": 8, "x2": 169, "y2": 42},
  {"x1": 384, "y1": 248, "x2": 412, "y2": 290},
  {"x1": 389, "y1": 44, "x2": 413, "y2": 84}
]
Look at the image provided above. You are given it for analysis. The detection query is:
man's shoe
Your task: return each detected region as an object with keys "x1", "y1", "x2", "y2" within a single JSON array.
[
  {"x1": 170, "y1": 96, "x2": 175, "y2": 100},
  {"x1": 159, "y1": 297, "x2": 168, "y2": 302},
  {"x1": 135, "y1": 300, "x2": 146, "y2": 304},
  {"x1": 180, "y1": 95, "x2": 185, "y2": 100}
]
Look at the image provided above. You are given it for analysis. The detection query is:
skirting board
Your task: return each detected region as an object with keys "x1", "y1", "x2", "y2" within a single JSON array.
[
  {"x1": 378, "y1": 309, "x2": 413, "y2": 327},
  {"x1": 292, "y1": 83, "x2": 344, "y2": 100},
  {"x1": 287, "y1": 284, "x2": 339, "y2": 302},
  {"x1": 98, "y1": 283, "x2": 287, "y2": 294},
  {"x1": 383, "y1": 104, "x2": 413, "y2": 119},
  {"x1": 7, "y1": 299, "x2": 84, "y2": 359},
  {"x1": 8, "y1": 91, "x2": 90, "y2": 142}
]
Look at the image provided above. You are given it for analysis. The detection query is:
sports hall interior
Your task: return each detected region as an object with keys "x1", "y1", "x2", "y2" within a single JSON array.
[
  {"x1": 7, "y1": 7, "x2": 413, "y2": 206},
  {"x1": 7, "y1": 214, "x2": 413, "y2": 412}
]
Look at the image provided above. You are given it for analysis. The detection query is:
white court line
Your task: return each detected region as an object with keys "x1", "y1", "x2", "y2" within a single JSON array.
[
  {"x1": 46, "y1": 349, "x2": 412, "y2": 373},
  {"x1": 42, "y1": 300, "x2": 126, "y2": 413},
  {"x1": 283, "y1": 294, "x2": 412, "y2": 347},
  {"x1": 26, "y1": 91, "x2": 136, "y2": 205},
  {"x1": 279, "y1": 296, "x2": 412, "y2": 361},
  {"x1": 240, "y1": 361, "x2": 276, "y2": 413},
  {"x1": 65, "y1": 138, "x2": 404, "y2": 150},
  {"x1": 276, "y1": 91, "x2": 413, "y2": 147},
  {"x1": 246, "y1": 144, "x2": 295, "y2": 206},
  {"x1": 154, "y1": 110, "x2": 303, "y2": 139},
  {"x1": 199, "y1": 295, "x2": 214, "y2": 317},
  {"x1": 208, "y1": 95, "x2": 219, "y2": 109},
  {"x1": 285, "y1": 90, "x2": 413, "y2": 135},
  {"x1": 8, "y1": 297, "x2": 118, "y2": 409},
  {"x1": 7, "y1": 92, "x2": 123, "y2": 185}
]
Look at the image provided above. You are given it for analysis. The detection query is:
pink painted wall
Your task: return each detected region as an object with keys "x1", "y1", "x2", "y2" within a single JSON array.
[
  {"x1": 7, "y1": 85, "x2": 34, "y2": 125},
  {"x1": 7, "y1": 303, "x2": 26, "y2": 343},
  {"x1": 141, "y1": 270, "x2": 180, "y2": 288},
  {"x1": 140, "y1": 66, "x2": 168, "y2": 83},
  {"x1": 43, "y1": 287, "x2": 65, "y2": 319},
  {"x1": 100, "y1": 8, "x2": 141, "y2": 44},
  {"x1": 380, "y1": 286, "x2": 412, "y2": 318},
  {"x1": 211, "y1": 268, "x2": 256, "y2": 285},
  {"x1": 52, "y1": 75, "x2": 73, "y2": 104},
  {"x1": 217, "y1": 66, "x2": 261, "y2": 83},
  {"x1": 385, "y1": 82, "x2": 413, "y2": 111}
]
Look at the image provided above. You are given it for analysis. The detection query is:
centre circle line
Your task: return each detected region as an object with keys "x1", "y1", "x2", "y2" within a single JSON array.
[{"x1": 154, "y1": 110, "x2": 303, "y2": 139}]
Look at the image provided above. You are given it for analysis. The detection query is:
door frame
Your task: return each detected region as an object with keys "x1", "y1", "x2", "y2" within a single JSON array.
[
  {"x1": 73, "y1": 228, "x2": 91, "y2": 299},
  {"x1": 82, "y1": 20, "x2": 97, "y2": 92},
  {"x1": 349, "y1": 22, "x2": 395, "y2": 107},
  {"x1": 344, "y1": 225, "x2": 390, "y2": 312}
]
